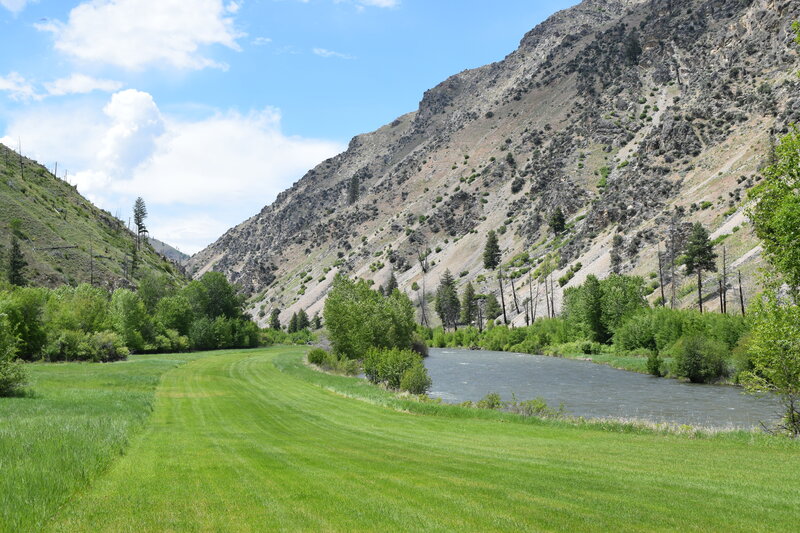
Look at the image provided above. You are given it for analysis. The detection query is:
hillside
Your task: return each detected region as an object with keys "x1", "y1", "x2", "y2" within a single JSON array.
[
  {"x1": 0, "y1": 144, "x2": 184, "y2": 289},
  {"x1": 188, "y1": 0, "x2": 800, "y2": 326},
  {"x1": 148, "y1": 237, "x2": 190, "y2": 265}
]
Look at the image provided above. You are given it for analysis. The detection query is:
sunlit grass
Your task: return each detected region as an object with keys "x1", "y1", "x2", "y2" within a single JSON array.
[
  {"x1": 36, "y1": 347, "x2": 800, "y2": 531},
  {"x1": 0, "y1": 351, "x2": 213, "y2": 532}
]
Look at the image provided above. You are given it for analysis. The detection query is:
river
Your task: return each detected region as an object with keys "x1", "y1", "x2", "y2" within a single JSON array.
[{"x1": 424, "y1": 348, "x2": 781, "y2": 429}]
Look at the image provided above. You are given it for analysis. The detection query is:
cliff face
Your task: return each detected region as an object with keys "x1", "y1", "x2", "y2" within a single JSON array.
[{"x1": 189, "y1": 0, "x2": 800, "y2": 326}]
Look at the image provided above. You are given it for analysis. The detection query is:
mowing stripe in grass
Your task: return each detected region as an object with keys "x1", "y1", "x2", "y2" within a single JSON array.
[{"x1": 42, "y1": 346, "x2": 800, "y2": 532}]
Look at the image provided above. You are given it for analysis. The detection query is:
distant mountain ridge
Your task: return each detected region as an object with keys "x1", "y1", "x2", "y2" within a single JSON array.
[
  {"x1": 189, "y1": 0, "x2": 800, "y2": 326},
  {"x1": 0, "y1": 144, "x2": 184, "y2": 288}
]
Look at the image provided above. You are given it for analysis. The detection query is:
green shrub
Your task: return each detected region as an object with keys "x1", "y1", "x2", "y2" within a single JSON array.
[
  {"x1": 669, "y1": 335, "x2": 728, "y2": 383},
  {"x1": 476, "y1": 392, "x2": 503, "y2": 410},
  {"x1": 507, "y1": 397, "x2": 564, "y2": 418},
  {"x1": 363, "y1": 347, "x2": 422, "y2": 389},
  {"x1": 0, "y1": 358, "x2": 27, "y2": 397},
  {"x1": 307, "y1": 348, "x2": 327, "y2": 365},
  {"x1": 44, "y1": 330, "x2": 92, "y2": 361},
  {"x1": 399, "y1": 364, "x2": 432, "y2": 394},
  {"x1": 646, "y1": 352, "x2": 663, "y2": 376},
  {"x1": 88, "y1": 331, "x2": 130, "y2": 362}
]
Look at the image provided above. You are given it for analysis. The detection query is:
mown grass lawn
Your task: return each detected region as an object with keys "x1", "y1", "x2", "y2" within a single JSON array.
[{"x1": 3, "y1": 346, "x2": 789, "y2": 532}]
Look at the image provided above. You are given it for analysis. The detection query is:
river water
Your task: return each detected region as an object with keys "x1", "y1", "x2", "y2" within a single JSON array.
[{"x1": 424, "y1": 348, "x2": 781, "y2": 429}]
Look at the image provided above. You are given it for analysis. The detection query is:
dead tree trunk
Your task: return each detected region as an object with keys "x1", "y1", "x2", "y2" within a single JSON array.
[{"x1": 498, "y1": 269, "x2": 508, "y2": 325}]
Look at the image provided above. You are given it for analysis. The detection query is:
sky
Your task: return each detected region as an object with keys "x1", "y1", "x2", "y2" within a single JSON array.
[{"x1": 0, "y1": 0, "x2": 577, "y2": 254}]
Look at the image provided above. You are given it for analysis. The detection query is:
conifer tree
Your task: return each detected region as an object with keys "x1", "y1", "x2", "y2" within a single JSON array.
[
  {"x1": 296, "y1": 309, "x2": 310, "y2": 330},
  {"x1": 385, "y1": 271, "x2": 398, "y2": 294},
  {"x1": 288, "y1": 312, "x2": 298, "y2": 333},
  {"x1": 133, "y1": 197, "x2": 148, "y2": 248},
  {"x1": 435, "y1": 270, "x2": 461, "y2": 331},
  {"x1": 460, "y1": 282, "x2": 477, "y2": 326},
  {"x1": 683, "y1": 222, "x2": 717, "y2": 313},
  {"x1": 549, "y1": 208, "x2": 566, "y2": 235},
  {"x1": 269, "y1": 309, "x2": 281, "y2": 330},
  {"x1": 484, "y1": 293, "x2": 502, "y2": 321},
  {"x1": 312, "y1": 312, "x2": 322, "y2": 330},
  {"x1": 483, "y1": 230, "x2": 501, "y2": 270},
  {"x1": 7, "y1": 236, "x2": 27, "y2": 287}
]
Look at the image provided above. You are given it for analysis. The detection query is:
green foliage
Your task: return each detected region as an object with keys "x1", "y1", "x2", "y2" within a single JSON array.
[
  {"x1": 110, "y1": 289, "x2": 148, "y2": 353},
  {"x1": 484, "y1": 293, "x2": 502, "y2": 320},
  {"x1": 564, "y1": 274, "x2": 648, "y2": 343},
  {"x1": 476, "y1": 392, "x2": 503, "y2": 410},
  {"x1": 307, "y1": 348, "x2": 327, "y2": 365},
  {"x1": 646, "y1": 353, "x2": 663, "y2": 377},
  {"x1": 7, "y1": 235, "x2": 27, "y2": 287},
  {"x1": 269, "y1": 308, "x2": 281, "y2": 330},
  {"x1": 363, "y1": 347, "x2": 426, "y2": 390},
  {"x1": 549, "y1": 208, "x2": 566, "y2": 235},
  {"x1": 460, "y1": 282, "x2": 477, "y2": 326},
  {"x1": 483, "y1": 230, "x2": 501, "y2": 270},
  {"x1": 0, "y1": 358, "x2": 27, "y2": 397},
  {"x1": 399, "y1": 364, "x2": 432, "y2": 394},
  {"x1": 742, "y1": 289, "x2": 800, "y2": 435},
  {"x1": 324, "y1": 275, "x2": 416, "y2": 359},
  {"x1": 668, "y1": 335, "x2": 728, "y2": 383},
  {"x1": 748, "y1": 126, "x2": 800, "y2": 290},
  {"x1": 435, "y1": 270, "x2": 460, "y2": 331}
]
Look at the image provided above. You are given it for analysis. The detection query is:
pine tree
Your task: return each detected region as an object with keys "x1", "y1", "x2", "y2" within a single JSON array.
[
  {"x1": 460, "y1": 282, "x2": 477, "y2": 326},
  {"x1": 484, "y1": 294, "x2": 502, "y2": 321},
  {"x1": 435, "y1": 270, "x2": 461, "y2": 331},
  {"x1": 312, "y1": 312, "x2": 322, "y2": 330},
  {"x1": 7, "y1": 236, "x2": 27, "y2": 286},
  {"x1": 683, "y1": 222, "x2": 718, "y2": 313},
  {"x1": 133, "y1": 197, "x2": 148, "y2": 248},
  {"x1": 483, "y1": 230, "x2": 501, "y2": 270},
  {"x1": 348, "y1": 175, "x2": 359, "y2": 204},
  {"x1": 385, "y1": 271, "x2": 398, "y2": 293},
  {"x1": 269, "y1": 309, "x2": 281, "y2": 330},
  {"x1": 288, "y1": 312, "x2": 298, "y2": 333},
  {"x1": 549, "y1": 208, "x2": 566, "y2": 235},
  {"x1": 296, "y1": 309, "x2": 310, "y2": 330}
]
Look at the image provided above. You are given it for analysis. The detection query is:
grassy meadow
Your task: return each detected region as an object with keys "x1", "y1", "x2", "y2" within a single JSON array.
[{"x1": 2, "y1": 346, "x2": 800, "y2": 531}]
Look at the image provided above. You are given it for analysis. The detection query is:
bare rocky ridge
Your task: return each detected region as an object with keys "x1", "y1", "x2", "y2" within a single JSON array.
[{"x1": 189, "y1": 0, "x2": 800, "y2": 326}]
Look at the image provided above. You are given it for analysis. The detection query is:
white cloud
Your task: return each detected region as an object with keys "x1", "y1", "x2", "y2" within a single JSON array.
[
  {"x1": 0, "y1": 72, "x2": 41, "y2": 101},
  {"x1": 36, "y1": 0, "x2": 243, "y2": 71},
  {"x1": 252, "y1": 36, "x2": 272, "y2": 46},
  {"x1": 313, "y1": 47, "x2": 354, "y2": 59},
  {"x1": 0, "y1": 0, "x2": 34, "y2": 13},
  {"x1": 44, "y1": 74, "x2": 124, "y2": 96},
  {"x1": 1, "y1": 90, "x2": 344, "y2": 253}
]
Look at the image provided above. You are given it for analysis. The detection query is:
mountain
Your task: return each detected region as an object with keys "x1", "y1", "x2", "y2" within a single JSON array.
[
  {"x1": 188, "y1": 0, "x2": 800, "y2": 326},
  {"x1": 0, "y1": 144, "x2": 184, "y2": 289},
  {"x1": 148, "y1": 237, "x2": 190, "y2": 265}
]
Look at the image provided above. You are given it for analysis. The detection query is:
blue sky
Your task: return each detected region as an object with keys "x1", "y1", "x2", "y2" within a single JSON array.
[{"x1": 0, "y1": 0, "x2": 577, "y2": 253}]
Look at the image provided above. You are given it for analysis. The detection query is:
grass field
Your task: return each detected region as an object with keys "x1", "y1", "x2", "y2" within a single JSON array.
[{"x1": 3, "y1": 346, "x2": 800, "y2": 531}]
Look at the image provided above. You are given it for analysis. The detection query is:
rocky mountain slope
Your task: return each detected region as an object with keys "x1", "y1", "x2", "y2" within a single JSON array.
[
  {"x1": 0, "y1": 144, "x2": 184, "y2": 289},
  {"x1": 189, "y1": 0, "x2": 800, "y2": 327}
]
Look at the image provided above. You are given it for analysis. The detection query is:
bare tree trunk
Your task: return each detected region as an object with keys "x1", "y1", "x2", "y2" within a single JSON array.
[
  {"x1": 528, "y1": 273, "x2": 534, "y2": 323},
  {"x1": 510, "y1": 275, "x2": 520, "y2": 314},
  {"x1": 549, "y1": 274, "x2": 556, "y2": 317},
  {"x1": 722, "y1": 246, "x2": 728, "y2": 314},
  {"x1": 738, "y1": 271, "x2": 746, "y2": 316},
  {"x1": 532, "y1": 283, "x2": 540, "y2": 322},
  {"x1": 544, "y1": 279, "x2": 551, "y2": 319},
  {"x1": 477, "y1": 301, "x2": 484, "y2": 333},
  {"x1": 657, "y1": 244, "x2": 666, "y2": 306},
  {"x1": 697, "y1": 270, "x2": 703, "y2": 314},
  {"x1": 498, "y1": 268, "x2": 508, "y2": 325}
]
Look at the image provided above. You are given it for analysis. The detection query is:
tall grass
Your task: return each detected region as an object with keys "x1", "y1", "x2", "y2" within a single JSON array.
[{"x1": 0, "y1": 352, "x2": 206, "y2": 532}]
